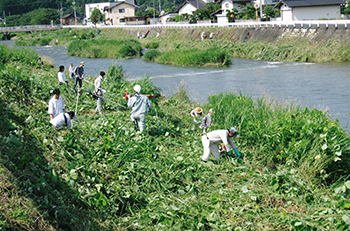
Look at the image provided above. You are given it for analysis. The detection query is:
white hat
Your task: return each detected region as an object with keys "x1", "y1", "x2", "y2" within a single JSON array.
[{"x1": 133, "y1": 84, "x2": 141, "y2": 93}]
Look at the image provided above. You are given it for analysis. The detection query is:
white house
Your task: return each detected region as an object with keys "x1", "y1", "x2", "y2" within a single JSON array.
[
  {"x1": 85, "y1": 0, "x2": 136, "y2": 22},
  {"x1": 215, "y1": 0, "x2": 252, "y2": 24},
  {"x1": 176, "y1": 0, "x2": 212, "y2": 15},
  {"x1": 104, "y1": 1, "x2": 138, "y2": 25},
  {"x1": 275, "y1": 0, "x2": 345, "y2": 21}
]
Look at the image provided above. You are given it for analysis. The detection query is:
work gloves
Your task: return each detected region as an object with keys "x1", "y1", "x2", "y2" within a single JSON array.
[{"x1": 227, "y1": 148, "x2": 242, "y2": 159}]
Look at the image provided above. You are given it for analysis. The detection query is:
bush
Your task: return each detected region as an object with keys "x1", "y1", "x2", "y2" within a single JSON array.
[
  {"x1": 144, "y1": 42, "x2": 159, "y2": 49},
  {"x1": 118, "y1": 45, "x2": 137, "y2": 58},
  {"x1": 143, "y1": 49, "x2": 161, "y2": 61}
]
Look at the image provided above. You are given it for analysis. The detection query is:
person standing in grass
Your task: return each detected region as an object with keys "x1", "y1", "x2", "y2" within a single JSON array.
[
  {"x1": 200, "y1": 108, "x2": 212, "y2": 133},
  {"x1": 73, "y1": 61, "x2": 85, "y2": 90},
  {"x1": 57, "y1": 65, "x2": 68, "y2": 86},
  {"x1": 190, "y1": 107, "x2": 203, "y2": 130},
  {"x1": 201, "y1": 127, "x2": 241, "y2": 162},
  {"x1": 94, "y1": 71, "x2": 107, "y2": 115},
  {"x1": 127, "y1": 84, "x2": 153, "y2": 132},
  {"x1": 48, "y1": 88, "x2": 66, "y2": 120},
  {"x1": 69, "y1": 63, "x2": 75, "y2": 79}
]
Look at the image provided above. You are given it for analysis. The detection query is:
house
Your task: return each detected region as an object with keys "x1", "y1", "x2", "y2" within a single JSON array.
[
  {"x1": 85, "y1": 2, "x2": 113, "y2": 22},
  {"x1": 104, "y1": 1, "x2": 139, "y2": 25},
  {"x1": 253, "y1": 0, "x2": 279, "y2": 7},
  {"x1": 214, "y1": 0, "x2": 252, "y2": 24},
  {"x1": 62, "y1": 13, "x2": 83, "y2": 25},
  {"x1": 275, "y1": 0, "x2": 345, "y2": 21},
  {"x1": 176, "y1": 0, "x2": 213, "y2": 15}
]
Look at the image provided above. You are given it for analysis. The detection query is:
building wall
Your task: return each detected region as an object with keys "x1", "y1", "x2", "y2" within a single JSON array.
[
  {"x1": 293, "y1": 5, "x2": 341, "y2": 20},
  {"x1": 280, "y1": 5, "x2": 341, "y2": 21},
  {"x1": 108, "y1": 3, "x2": 136, "y2": 25},
  {"x1": 222, "y1": 0, "x2": 233, "y2": 12},
  {"x1": 179, "y1": 3, "x2": 197, "y2": 15}
]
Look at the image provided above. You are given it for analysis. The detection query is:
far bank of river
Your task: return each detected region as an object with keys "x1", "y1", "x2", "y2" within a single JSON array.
[{"x1": 2, "y1": 39, "x2": 350, "y2": 130}]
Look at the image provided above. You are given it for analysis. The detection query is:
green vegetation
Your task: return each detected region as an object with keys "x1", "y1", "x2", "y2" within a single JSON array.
[
  {"x1": 143, "y1": 49, "x2": 161, "y2": 61},
  {"x1": 1, "y1": 8, "x2": 60, "y2": 27},
  {"x1": 67, "y1": 39, "x2": 142, "y2": 59},
  {"x1": 153, "y1": 47, "x2": 231, "y2": 67},
  {"x1": 2, "y1": 44, "x2": 350, "y2": 230}
]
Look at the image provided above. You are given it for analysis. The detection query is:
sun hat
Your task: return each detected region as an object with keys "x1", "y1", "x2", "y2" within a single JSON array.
[
  {"x1": 133, "y1": 84, "x2": 141, "y2": 93},
  {"x1": 80, "y1": 61, "x2": 85, "y2": 65},
  {"x1": 194, "y1": 107, "x2": 203, "y2": 114},
  {"x1": 229, "y1": 127, "x2": 238, "y2": 137}
]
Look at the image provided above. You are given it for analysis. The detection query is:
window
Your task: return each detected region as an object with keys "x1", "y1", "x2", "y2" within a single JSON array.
[
  {"x1": 225, "y1": 3, "x2": 229, "y2": 9},
  {"x1": 120, "y1": 18, "x2": 126, "y2": 22},
  {"x1": 119, "y1": 9, "x2": 125, "y2": 13}
]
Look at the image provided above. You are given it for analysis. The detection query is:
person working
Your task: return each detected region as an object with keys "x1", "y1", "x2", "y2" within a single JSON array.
[
  {"x1": 127, "y1": 84, "x2": 153, "y2": 132},
  {"x1": 94, "y1": 71, "x2": 107, "y2": 115},
  {"x1": 50, "y1": 111, "x2": 76, "y2": 129},
  {"x1": 201, "y1": 127, "x2": 241, "y2": 162},
  {"x1": 190, "y1": 107, "x2": 203, "y2": 130},
  {"x1": 200, "y1": 108, "x2": 212, "y2": 133},
  {"x1": 57, "y1": 65, "x2": 68, "y2": 86},
  {"x1": 73, "y1": 61, "x2": 85, "y2": 90},
  {"x1": 48, "y1": 89, "x2": 66, "y2": 120}
]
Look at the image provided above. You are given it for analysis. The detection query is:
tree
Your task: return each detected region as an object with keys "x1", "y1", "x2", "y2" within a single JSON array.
[
  {"x1": 262, "y1": 5, "x2": 280, "y2": 21},
  {"x1": 90, "y1": 8, "x2": 104, "y2": 24},
  {"x1": 193, "y1": 2, "x2": 221, "y2": 21}
]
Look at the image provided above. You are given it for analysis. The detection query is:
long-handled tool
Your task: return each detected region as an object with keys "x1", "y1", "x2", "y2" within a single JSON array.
[{"x1": 83, "y1": 79, "x2": 126, "y2": 109}]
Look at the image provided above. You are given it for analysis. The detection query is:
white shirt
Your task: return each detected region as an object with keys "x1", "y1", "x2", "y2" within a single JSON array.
[
  {"x1": 69, "y1": 66, "x2": 75, "y2": 78},
  {"x1": 205, "y1": 129, "x2": 236, "y2": 152},
  {"x1": 57, "y1": 71, "x2": 67, "y2": 83},
  {"x1": 48, "y1": 96, "x2": 65, "y2": 119},
  {"x1": 50, "y1": 113, "x2": 72, "y2": 128},
  {"x1": 94, "y1": 75, "x2": 104, "y2": 95}
]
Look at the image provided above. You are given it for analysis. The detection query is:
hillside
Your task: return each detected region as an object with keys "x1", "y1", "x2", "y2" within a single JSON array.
[{"x1": 1, "y1": 42, "x2": 350, "y2": 230}]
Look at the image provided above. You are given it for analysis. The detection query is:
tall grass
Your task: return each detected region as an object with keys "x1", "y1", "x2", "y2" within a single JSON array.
[
  {"x1": 67, "y1": 39, "x2": 142, "y2": 59},
  {"x1": 2, "y1": 45, "x2": 350, "y2": 230},
  {"x1": 156, "y1": 47, "x2": 231, "y2": 67}
]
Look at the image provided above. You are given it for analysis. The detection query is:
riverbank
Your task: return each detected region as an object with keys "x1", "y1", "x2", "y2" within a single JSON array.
[
  {"x1": 1, "y1": 45, "x2": 350, "y2": 230},
  {"x1": 12, "y1": 26, "x2": 350, "y2": 64}
]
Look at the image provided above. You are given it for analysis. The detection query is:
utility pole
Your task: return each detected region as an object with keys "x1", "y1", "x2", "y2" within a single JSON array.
[
  {"x1": 60, "y1": 2, "x2": 63, "y2": 26},
  {"x1": 153, "y1": 0, "x2": 155, "y2": 19},
  {"x1": 3, "y1": 10, "x2": 5, "y2": 28},
  {"x1": 260, "y1": 0, "x2": 263, "y2": 20},
  {"x1": 159, "y1": 0, "x2": 161, "y2": 13},
  {"x1": 73, "y1": 1, "x2": 77, "y2": 25}
]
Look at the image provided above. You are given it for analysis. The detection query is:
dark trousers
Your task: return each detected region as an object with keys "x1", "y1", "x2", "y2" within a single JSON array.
[{"x1": 73, "y1": 78, "x2": 82, "y2": 89}]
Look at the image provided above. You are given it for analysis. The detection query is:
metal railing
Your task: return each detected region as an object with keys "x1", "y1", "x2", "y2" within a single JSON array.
[
  {"x1": 66, "y1": 19, "x2": 350, "y2": 29},
  {"x1": 0, "y1": 24, "x2": 62, "y2": 32},
  {"x1": 2, "y1": 19, "x2": 350, "y2": 33}
]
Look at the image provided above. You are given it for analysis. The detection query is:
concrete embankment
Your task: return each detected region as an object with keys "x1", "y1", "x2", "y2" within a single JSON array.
[{"x1": 123, "y1": 26, "x2": 350, "y2": 44}]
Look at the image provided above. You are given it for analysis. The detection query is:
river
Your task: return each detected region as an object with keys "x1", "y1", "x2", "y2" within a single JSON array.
[{"x1": 1, "y1": 40, "x2": 350, "y2": 129}]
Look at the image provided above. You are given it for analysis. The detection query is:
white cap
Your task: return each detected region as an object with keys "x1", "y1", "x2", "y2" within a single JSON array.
[{"x1": 133, "y1": 84, "x2": 141, "y2": 93}]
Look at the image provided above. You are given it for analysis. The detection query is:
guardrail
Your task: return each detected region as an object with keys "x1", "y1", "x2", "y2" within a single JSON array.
[
  {"x1": 66, "y1": 19, "x2": 350, "y2": 29},
  {"x1": 0, "y1": 25, "x2": 62, "y2": 32},
  {"x1": 2, "y1": 20, "x2": 350, "y2": 33}
]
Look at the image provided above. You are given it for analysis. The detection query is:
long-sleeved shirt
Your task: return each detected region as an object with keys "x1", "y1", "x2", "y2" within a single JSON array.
[
  {"x1": 94, "y1": 75, "x2": 105, "y2": 96},
  {"x1": 69, "y1": 66, "x2": 75, "y2": 78},
  {"x1": 128, "y1": 93, "x2": 153, "y2": 116},
  {"x1": 48, "y1": 96, "x2": 65, "y2": 119},
  {"x1": 202, "y1": 113, "x2": 212, "y2": 129},
  {"x1": 205, "y1": 129, "x2": 236, "y2": 152},
  {"x1": 74, "y1": 66, "x2": 84, "y2": 79},
  {"x1": 57, "y1": 71, "x2": 67, "y2": 83},
  {"x1": 50, "y1": 112, "x2": 73, "y2": 128}
]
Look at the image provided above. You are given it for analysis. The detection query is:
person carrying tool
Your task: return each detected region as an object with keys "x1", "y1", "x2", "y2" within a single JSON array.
[
  {"x1": 48, "y1": 88, "x2": 66, "y2": 120},
  {"x1": 73, "y1": 61, "x2": 85, "y2": 90},
  {"x1": 127, "y1": 84, "x2": 153, "y2": 132},
  {"x1": 201, "y1": 127, "x2": 242, "y2": 162},
  {"x1": 94, "y1": 71, "x2": 107, "y2": 115},
  {"x1": 50, "y1": 111, "x2": 76, "y2": 129},
  {"x1": 200, "y1": 108, "x2": 212, "y2": 133},
  {"x1": 57, "y1": 65, "x2": 68, "y2": 86}
]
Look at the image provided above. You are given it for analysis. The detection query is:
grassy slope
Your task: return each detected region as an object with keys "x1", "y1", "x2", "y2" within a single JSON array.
[
  {"x1": 13, "y1": 27, "x2": 350, "y2": 64},
  {"x1": 1, "y1": 44, "x2": 350, "y2": 230}
]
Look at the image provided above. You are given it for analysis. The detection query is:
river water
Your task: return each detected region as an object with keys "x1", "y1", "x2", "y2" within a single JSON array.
[{"x1": 2, "y1": 40, "x2": 350, "y2": 129}]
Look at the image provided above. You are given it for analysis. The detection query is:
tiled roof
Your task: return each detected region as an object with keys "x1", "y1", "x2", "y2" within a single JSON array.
[{"x1": 276, "y1": 0, "x2": 345, "y2": 8}]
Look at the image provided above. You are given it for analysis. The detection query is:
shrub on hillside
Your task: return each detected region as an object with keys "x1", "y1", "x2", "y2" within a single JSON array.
[{"x1": 144, "y1": 50, "x2": 161, "y2": 61}]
